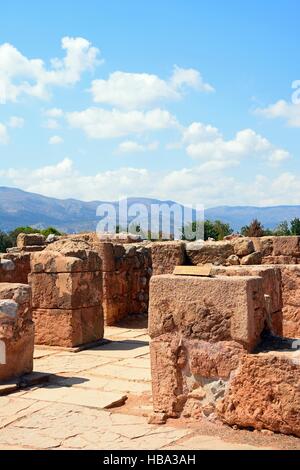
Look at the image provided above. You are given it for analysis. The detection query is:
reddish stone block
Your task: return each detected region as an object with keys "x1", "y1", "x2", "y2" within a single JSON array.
[
  {"x1": 33, "y1": 306, "x2": 104, "y2": 347},
  {"x1": 217, "y1": 353, "x2": 300, "y2": 437},
  {"x1": 149, "y1": 274, "x2": 266, "y2": 351}
]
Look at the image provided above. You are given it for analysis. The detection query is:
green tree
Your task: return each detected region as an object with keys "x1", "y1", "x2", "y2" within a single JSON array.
[
  {"x1": 0, "y1": 231, "x2": 13, "y2": 253},
  {"x1": 290, "y1": 218, "x2": 300, "y2": 235},
  {"x1": 241, "y1": 219, "x2": 265, "y2": 237},
  {"x1": 273, "y1": 221, "x2": 291, "y2": 236},
  {"x1": 181, "y1": 219, "x2": 233, "y2": 241},
  {"x1": 40, "y1": 227, "x2": 62, "y2": 237}
]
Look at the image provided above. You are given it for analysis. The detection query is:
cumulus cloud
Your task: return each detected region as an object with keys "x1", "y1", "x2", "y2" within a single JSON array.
[
  {"x1": 0, "y1": 123, "x2": 9, "y2": 144},
  {"x1": 90, "y1": 65, "x2": 214, "y2": 109},
  {"x1": 183, "y1": 123, "x2": 290, "y2": 166},
  {"x1": 118, "y1": 140, "x2": 159, "y2": 153},
  {"x1": 255, "y1": 100, "x2": 300, "y2": 127},
  {"x1": 66, "y1": 107, "x2": 178, "y2": 139},
  {"x1": 7, "y1": 116, "x2": 24, "y2": 128},
  {"x1": 49, "y1": 135, "x2": 63, "y2": 145},
  {"x1": 43, "y1": 119, "x2": 60, "y2": 129},
  {"x1": 0, "y1": 37, "x2": 101, "y2": 103},
  {"x1": 45, "y1": 108, "x2": 64, "y2": 117},
  {"x1": 1, "y1": 157, "x2": 299, "y2": 207}
]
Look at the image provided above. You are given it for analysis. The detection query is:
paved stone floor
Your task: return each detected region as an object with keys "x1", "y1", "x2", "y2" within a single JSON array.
[{"x1": 0, "y1": 316, "x2": 299, "y2": 450}]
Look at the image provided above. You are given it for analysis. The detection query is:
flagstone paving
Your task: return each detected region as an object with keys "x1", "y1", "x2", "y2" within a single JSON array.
[{"x1": 0, "y1": 318, "x2": 299, "y2": 450}]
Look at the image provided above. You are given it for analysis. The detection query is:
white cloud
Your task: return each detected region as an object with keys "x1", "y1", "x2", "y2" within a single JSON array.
[
  {"x1": 118, "y1": 140, "x2": 159, "y2": 153},
  {"x1": 49, "y1": 135, "x2": 63, "y2": 145},
  {"x1": 7, "y1": 116, "x2": 24, "y2": 128},
  {"x1": 255, "y1": 100, "x2": 300, "y2": 127},
  {"x1": 90, "y1": 66, "x2": 214, "y2": 109},
  {"x1": 43, "y1": 119, "x2": 60, "y2": 129},
  {"x1": 66, "y1": 107, "x2": 178, "y2": 139},
  {"x1": 45, "y1": 108, "x2": 63, "y2": 118},
  {"x1": 0, "y1": 123, "x2": 9, "y2": 144},
  {"x1": 0, "y1": 37, "x2": 101, "y2": 104},
  {"x1": 183, "y1": 123, "x2": 290, "y2": 166},
  {"x1": 1, "y1": 157, "x2": 299, "y2": 207}
]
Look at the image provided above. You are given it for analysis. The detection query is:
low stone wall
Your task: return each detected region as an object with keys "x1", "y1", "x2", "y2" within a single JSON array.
[
  {"x1": 0, "y1": 283, "x2": 34, "y2": 382},
  {"x1": 252, "y1": 236, "x2": 300, "y2": 264},
  {"x1": 98, "y1": 242, "x2": 151, "y2": 325},
  {"x1": 186, "y1": 238, "x2": 262, "y2": 266},
  {"x1": 29, "y1": 248, "x2": 104, "y2": 347}
]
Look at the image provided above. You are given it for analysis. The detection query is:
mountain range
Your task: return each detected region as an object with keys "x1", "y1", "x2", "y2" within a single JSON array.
[{"x1": 0, "y1": 186, "x2": 300, "y2": 233}]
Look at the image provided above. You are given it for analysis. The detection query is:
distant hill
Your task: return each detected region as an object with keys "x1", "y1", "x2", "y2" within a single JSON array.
[{"x1": 0, "y1": 186, "x2": 300, "y2": 233}]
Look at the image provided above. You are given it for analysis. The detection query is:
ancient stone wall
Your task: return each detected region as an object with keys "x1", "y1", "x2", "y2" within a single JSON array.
[
  {"x1": 0, "y1": 283, "x2": 34, "y2": 381},
  {"x1": 149, "y1": 273, "x2": 300, "y2": 437},
  {"x1": 29, "y1": 249, "x2": 104, "y2": 347},
  {"x1": 252, "y1": 236, "x2": 300, "y2": 264}
]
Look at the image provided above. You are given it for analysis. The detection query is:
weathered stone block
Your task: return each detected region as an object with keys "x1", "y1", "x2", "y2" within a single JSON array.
[
  {"x1": 232, "y1": 238, "x2": 254, "y2": 257},
  {"x1": 149, "y1": 274, "x2": 266, "y2": 351},
  {"x1": 148, "y1": 241, "x2": 185, "y2": 275},
  {"x1": 17, "y1": 233, "x2": 46, "y2": 249},
  {"x1": 33, "y1": 306, "x2": 104, "y2": 347},
  {"x1": 280, "y1": 265, "x2": 300, "y2": 338},
  {"x1": 273, "y1": 236, "x2": 300, "y2": 257},
  {"x1": 0, "y1": 283, "x2": 34, "y2": 382},
  {"x1": 186, "y1": 241, "x2": 234, "y2": 266},
  {"x1": 217, "y1": 353, "x2": 300, "y2": 437},
  {"x1": 29, "y1": 271, "x2": 102, "y2": 309},
  {"x1": 0, "y1": 253, "x2": 31, "y2": 284},
  {"x1": 31, "y1": 250, "x2": 101, "y2": 273},
  {"x1": 240, "y1": 251, "x2": 262, "y2": 265}
]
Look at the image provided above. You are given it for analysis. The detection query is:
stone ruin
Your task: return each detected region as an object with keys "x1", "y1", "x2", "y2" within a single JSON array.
[{"x1": 0, "y1": 232, "x2": 300, "y2": 439}]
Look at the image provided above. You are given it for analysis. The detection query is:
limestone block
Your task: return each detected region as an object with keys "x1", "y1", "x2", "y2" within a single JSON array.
[
  {"x1": 280, "y1": 265, "x2": 300, "y2": 338},
  {"x1": 240, "y1": 251, "x2": 262, "y2": 265},
  {"x1": 29, "y1": 271, "x2": 102, "y2": 309},
  {"x1": 149, "y1": 274, "x2": 266, "y2": 351},
  {"x1": 217, "y1": 353, "x2": 300, "y2": 437},
  {"x1": 186, "y1": 241, "x2": 234, "y2": 266},
  {"x1": 33, "y1": 306, "x2": 104, "y2": 347},
  {"x1": 232, "y1": 238, "x2": 254, "y2": 257},
  {"x1": 17, "y1": 233, "x2": 46, "y2": 249},
  {"x1": 0, "y1": 253, "x2": 31, "y2": 284},
  {"x1": 31, "y1": 249, "x2": 101, "y2": 273},
  {"x1": 273, "y1": 236, "x2": 300, "y2": 257},
  {"x1": 148, "y1": 241, "x2": 186, "y2": 275},
  {"x1": 0, "y1": 283, "x2": 34, "y2": 381}
]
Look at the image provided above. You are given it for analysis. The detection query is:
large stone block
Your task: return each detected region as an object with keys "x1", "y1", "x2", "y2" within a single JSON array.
[
  {"x1": 217, "y1": 353, "x2": 300, "y2": 437},
  {"x1": 186, "y1": 241, "x2": 234, "y2": 266},
  {"x1": 31, "y1": 249, "x2": 101, "y2": 273},
  {"x1": 150, "y1": 333, "x2": 247, "y2": 417},
  {"x1": 0, "y1": 253, "x2": 31, "y2": 284},
  {"x1": 273, "y1": 236, "x2": 300, "y2": 257},
  {"x1": 148, "y1": 241, "x2": 185, "y2": 275},
  {"x1": 33, "y1": 306, "x2": 104, "y2": 347},
  {"x1": 149, "y1": 274, "x2": 266, "y2": 351},
  {"x1": 0, "y1": 283, "x2": 34, "y2": 382},
  {"x1": 17, "y1": 233, "x2": 46, "y2": 249},
  {"x1": 29, "y1": 271, "x2": 102, "y2": 309},
  {"x1": 232, "y1": 238, "x2": 254, "y2": 257},
  {"x1": 212, "y1": 265, "x2": 283, "y2": 335}
]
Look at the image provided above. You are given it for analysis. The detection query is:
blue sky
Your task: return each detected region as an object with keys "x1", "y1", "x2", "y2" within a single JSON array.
[{"x1": 0, "y1": 0, "x2": 299, "y2": 207}]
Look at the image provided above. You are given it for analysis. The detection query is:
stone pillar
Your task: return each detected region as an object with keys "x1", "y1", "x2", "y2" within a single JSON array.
[
  {"x1": 0, "y1": 283, "x2": 34, "y2": 382},
  {"x1": 29, "y1": 249, "x2": 104, "y2": 347}
]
